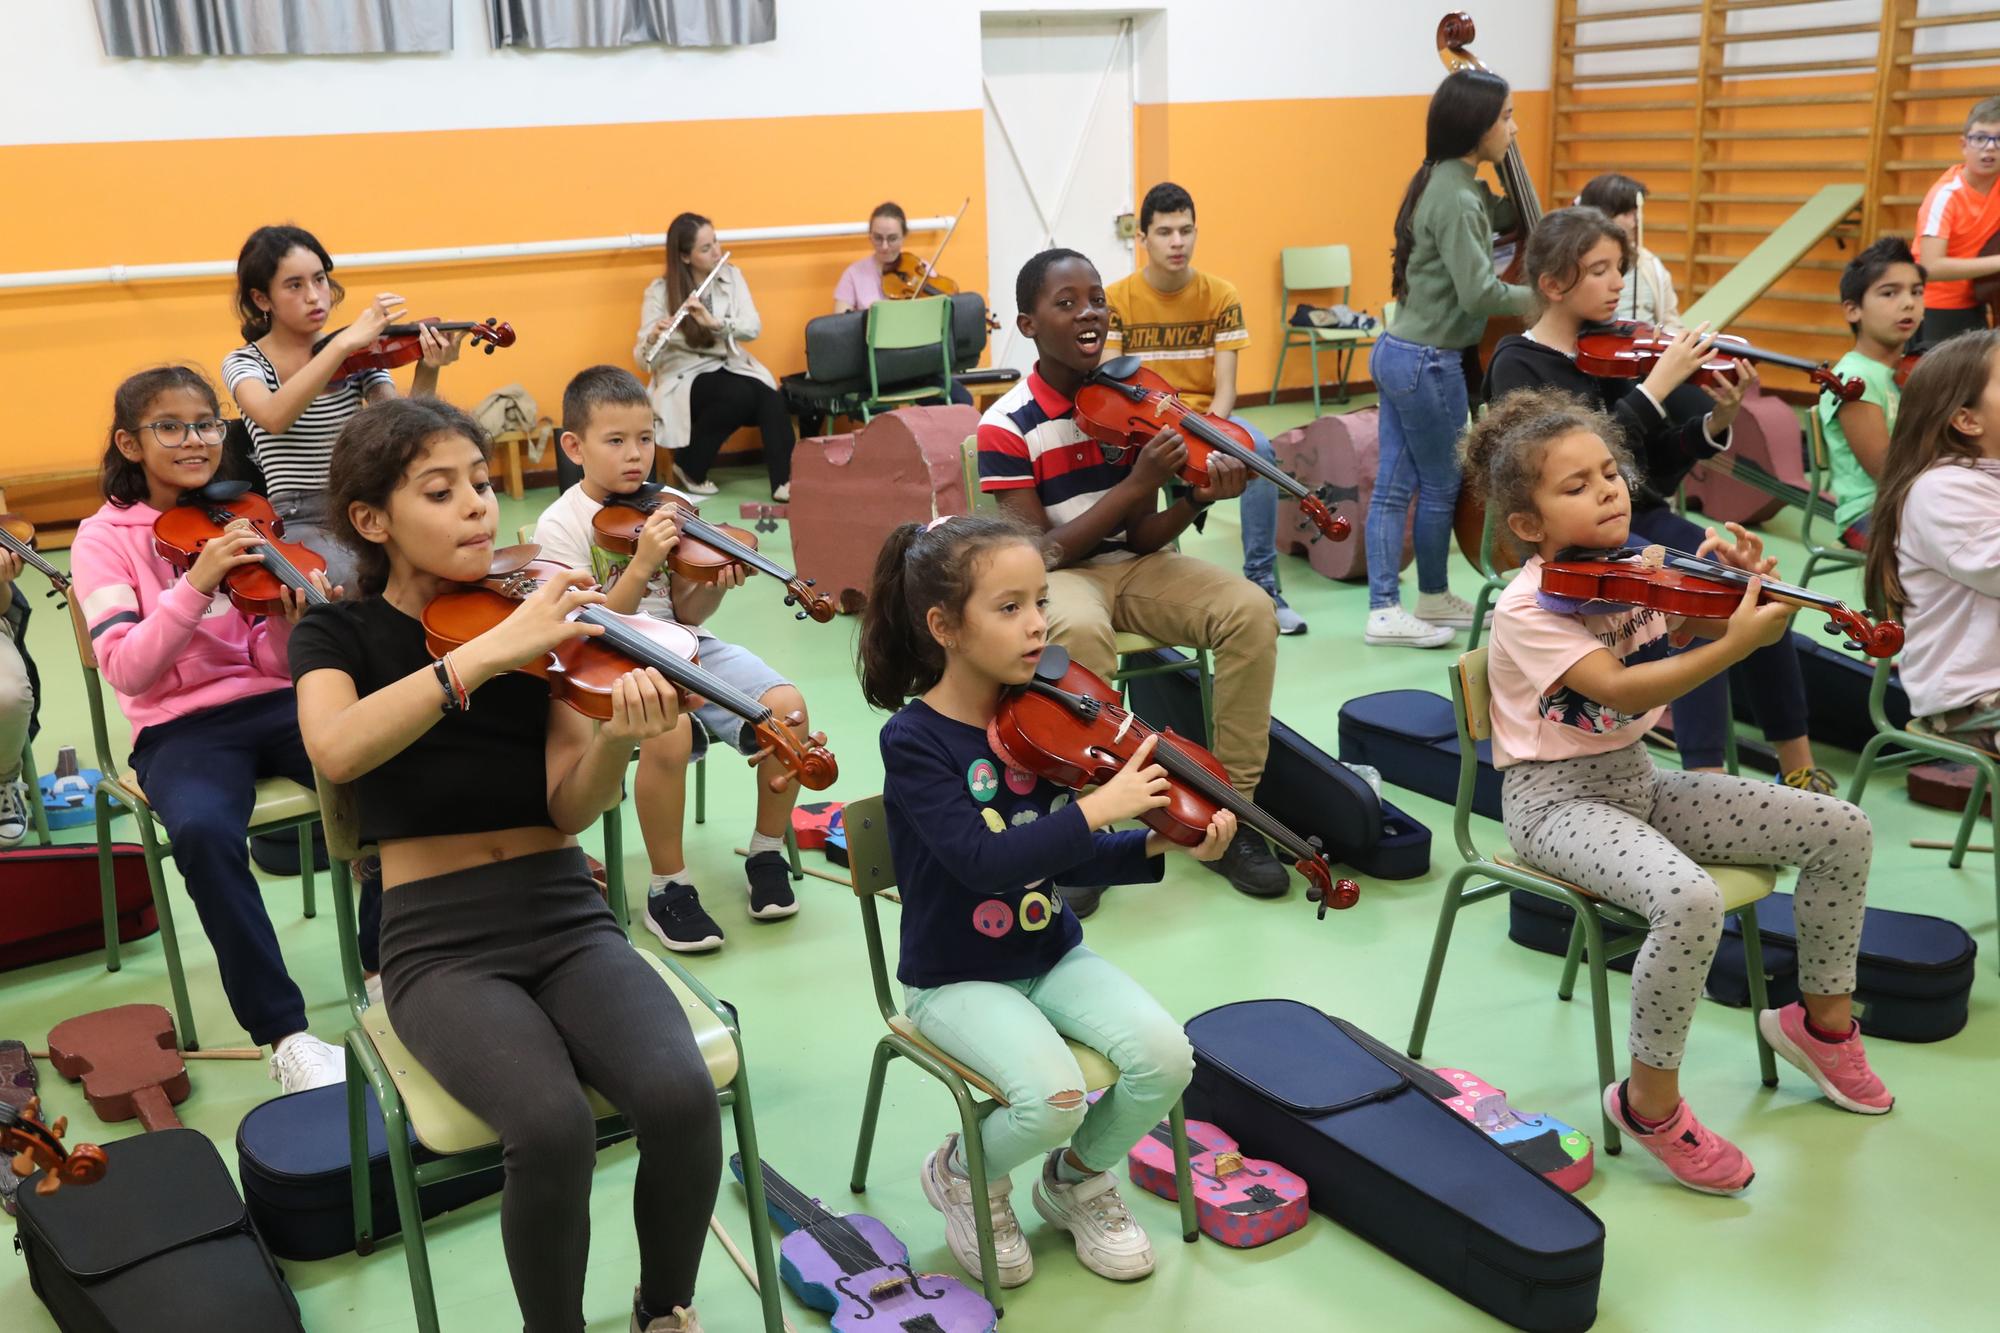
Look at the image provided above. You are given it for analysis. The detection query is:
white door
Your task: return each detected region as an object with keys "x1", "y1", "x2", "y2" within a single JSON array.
[{"x1": 981, "y1": 13, "x2": 1137, "y2": 373}]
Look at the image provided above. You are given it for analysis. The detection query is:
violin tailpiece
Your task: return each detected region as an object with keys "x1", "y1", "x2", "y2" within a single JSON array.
[{"x1": 1638, "y1": 544, "x2": 1667, "y2": 569}]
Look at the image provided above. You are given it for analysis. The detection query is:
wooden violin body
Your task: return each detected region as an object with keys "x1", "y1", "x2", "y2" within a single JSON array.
[
  {"x1": 1075, "y1": 357, "x2": 1352, "y2": 543},
  {"x1": 881, "y1": 253, "x2": 959, "y2": 301},
  {"x1": 151, "y1": 484, "x2": 329, "y2": 616},
  {"x1": 1574, "y1": 322, "x2": 1864, "y2": 401},
  {"x1": 2, "y1": 1098, "x2": 107, "y2": 1197},
  {"x1": 590, "y1": 484, "x2": 836, "y2": 622},
  {"x1": 989, "y1": 646, "x2": 1358, "y2": 915},
  {"x1": 0, "y1": 512, "x2": 71, "y2": 593},
  {"x1": 319, "y1": 317, "x2": 515, "y2": 380}
]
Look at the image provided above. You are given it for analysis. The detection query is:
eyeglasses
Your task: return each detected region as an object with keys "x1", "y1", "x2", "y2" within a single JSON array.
[
  {"x1": 869, "y1": 233, "x2": 903, "y2": 246},
  {"x1": 1966, "y1": 133, "x2": 2000, "y2": 149},
  {"x1": 140, "y1": 418, "x2": 228, "y2": 446}
]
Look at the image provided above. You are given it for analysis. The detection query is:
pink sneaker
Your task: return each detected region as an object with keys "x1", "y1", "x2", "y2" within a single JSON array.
[
  {"x1": 1759, "y1": 1004, "x2": 1894, "y2": 1115},
  {"x1": 1602, "y1": 1083, "x2": 1755, "y2": 1195}
]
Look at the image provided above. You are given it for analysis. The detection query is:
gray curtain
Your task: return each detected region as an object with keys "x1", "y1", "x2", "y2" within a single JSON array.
[
  {"x1": 94, "y1": 2, "x2": 453, "y2": 56},
  {"x1": 488, "y1": 0, "x2": 774, "y2": 49}
]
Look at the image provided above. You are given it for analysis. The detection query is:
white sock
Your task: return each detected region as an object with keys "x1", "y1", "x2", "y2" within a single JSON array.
[
  {"x1": 649, "y1": 870, "x2": 693, "y2": 898},
  {"x1": 946, "y1": 1139, "x2": 971, "y2": 1178},
  {"x1": 1051, "y1": 1149, "x2": 1093, "y2": 1184},
  {"x1": 746, "y1": 830, "x2": 786, "y2": 857}
]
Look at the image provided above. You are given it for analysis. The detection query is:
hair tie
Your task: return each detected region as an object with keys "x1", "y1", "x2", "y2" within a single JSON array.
[{"x1": 924, "y1": 514, "x2": 957, "y2": 533}]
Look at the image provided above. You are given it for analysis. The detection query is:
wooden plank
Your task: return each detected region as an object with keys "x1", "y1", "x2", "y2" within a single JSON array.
[
  {"x1": 1718, "y1": 0, "x2": 1854, "y2": 10},
  {"x1": 1713, "y1": 22, "x2": 1877, "y2": 44},
  {"x1": 1722, "y1": 57, "x2": 1876, "y2": 77},
  {"x1": 1703, "y1": 127, "x2": 1869, "y2": 140},
  {"x1": 1557, "y1": 130, "x2": 1692, "y2": 142},
  {"x1": 1710, "y1": 93, "x2": 1872, "y2": 108},
  {"x1": 1885, "y1": 158, "x2": 1958, "y2": 171},
  {"x1": 1730, "y1": 319, "x2": 1847, "y2": 339},
  {"x1": 1693, "y1": 286, "x2": 1838, "y2": 304},
  {"x1": 1903, "y1": 8, "x2": 2000, "y2": 27},
  {"x1": 1571, "y1": 68, "x2": 1698, "y2": 84},
  {"x1": 1563, "y1": 35, "x2": 1700, "y2": 55},
  {"x1": 1895, "y1": 87, "x2": 1997, "y2": 102},
  {"x1": 1867, "y1": 0, "x2": 1921, "y2": 240},
  {"x1": 1680, "y1": 184, "x2": 1865, "y2": 330},
  {"x1": 1702, "y1": 161, "x2": 1868, "y2": 172},
  {"x1": 1696, "y1": 222, "x2": 1858, "y2": 235},
  {"x1": 1697, "y1": 253, "x2": 1845, "y2": 271},
  {"x1": 1882, "y1": 193, "x2": 1925, "y2": 206},
  {"x1": 1549, "y1": 0, "x2": 1572, "y2": 219},
  {"x1": 1888, "y1": 123, "x2": 1975, "y2": 136},
  {"x1": 1555, "y1": 97, "x2": 1697, "y2": 113},
  {"x1": 1901, "y1": 47, "x2": 2000, "y2": 66},
  {"x1": 1686, "y1": 0, "x2": 1722, "y2": 298},
  {"x1": 1555, "y1": 159, "x2": 1692, "y2": 172},
  {"x1": 1563, "y1": 1, "x2": 1701, "y2": 22}
]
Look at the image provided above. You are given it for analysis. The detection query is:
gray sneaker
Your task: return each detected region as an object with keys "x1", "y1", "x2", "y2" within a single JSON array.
[{"x1": 1274, "y1": 600, "x2": 1308, "y2": 636}]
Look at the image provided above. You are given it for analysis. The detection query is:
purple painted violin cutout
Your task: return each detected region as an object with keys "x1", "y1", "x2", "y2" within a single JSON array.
[{"x1": 729, "y1": 1153, "x2": 997, "y2": 1333}]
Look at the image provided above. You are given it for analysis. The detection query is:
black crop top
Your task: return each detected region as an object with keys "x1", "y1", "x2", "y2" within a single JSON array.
[{"x1": 288, "y1": 598, "x2": 554, "y2": 842}]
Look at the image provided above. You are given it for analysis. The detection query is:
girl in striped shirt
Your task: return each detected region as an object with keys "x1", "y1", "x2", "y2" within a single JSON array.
[{"x1": 223, "y1": 224, "x2": 464, "y2": 590}]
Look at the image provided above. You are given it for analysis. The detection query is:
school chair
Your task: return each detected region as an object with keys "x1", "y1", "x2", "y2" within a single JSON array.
[
  {"x1": 862, "y1": 295, "x2": 955, "y2": 422},
  {"x1": 18, "y1": 735, "x2": 52, "y2": 846},
  {"x1": 1796, "y1": 408, "x2": 1866, "y2": 589},
  {"x1": 956, "y1": 437, "x2": 1217, "y2": 740},
  {"x1": 841, "y1": 795, "x2": 1197, "y2": 1315},
  {"x1": 1267, "y1": 244, "x2": 1377, "y2": 413},
  {"x1": 67, "y1": 597, "x2": 321, "y2": 1052},
  {"x1": 1845, "y1": 655, "x2": 2000, "y2": 967},
  {"x1": 313, "y1": 770, "x2": 785, "y2": 1333},
  {"x1": 1406, "y1": 648, "x2": 1779, "y2": 1154}
]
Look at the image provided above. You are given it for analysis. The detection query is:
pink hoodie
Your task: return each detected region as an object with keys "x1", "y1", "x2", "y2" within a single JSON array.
[{"x1": 69, "y1": 499, "x2": 294, "y2": 738}]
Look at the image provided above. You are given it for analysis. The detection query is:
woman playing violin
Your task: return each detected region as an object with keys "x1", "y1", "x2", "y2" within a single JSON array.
[
  {"x1": 832, "y1": 201, "x2": 976, "y2": 406},
  {"x1": 291, "y1": 397, "x2": 718, "y2": 1333},
  {"x1": 223, "y1": 225, "x2": 465, "y2": 591}
]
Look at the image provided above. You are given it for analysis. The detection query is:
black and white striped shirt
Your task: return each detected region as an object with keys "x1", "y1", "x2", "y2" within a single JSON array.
[{"x1": 221, "y1": 343, "x2": 391, "y2": 495}]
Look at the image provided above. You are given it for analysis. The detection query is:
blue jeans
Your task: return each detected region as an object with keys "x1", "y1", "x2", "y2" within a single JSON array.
[
  {"x1": 1366, "y1": 334, "x2": 1468, "y2": 608},
  {"x1": 1233, "y1": 415, "x2": 1284, "y2": 601}
]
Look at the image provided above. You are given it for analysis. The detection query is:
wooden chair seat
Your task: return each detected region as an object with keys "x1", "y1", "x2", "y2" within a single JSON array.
[
  {"x1": 886, "y1": 1014, "x2": 1119, "y2": 1105},
  {"x1": 112, "y1": 769, "x2": 319, "y2": 826},
  {"x1": 1493, "y1": 854, "x2": 1777, "y2": 915},
  {"x1": 1113, "y1": 631, "x2": 1166, "y2": 656}
]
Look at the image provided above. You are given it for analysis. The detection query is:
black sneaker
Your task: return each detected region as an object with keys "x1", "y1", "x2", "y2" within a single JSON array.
[
  {"x1": 1062, "y1": 884, "x2": 1105, "y2": 919},
  {"x1": 745, "y1": 851, "x2": 799, "y2": 920},
  {"x1": 1200, "y1": 828, "x2": 1291, "y2": 898},
  {"x1": 645, "y1": 884, "x2": 725, "y2": 953}
]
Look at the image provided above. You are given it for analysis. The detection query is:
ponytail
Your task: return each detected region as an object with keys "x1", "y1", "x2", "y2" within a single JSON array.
[{"x1": 1392, "y1": 69, "x2": 1511, "y2": 304}]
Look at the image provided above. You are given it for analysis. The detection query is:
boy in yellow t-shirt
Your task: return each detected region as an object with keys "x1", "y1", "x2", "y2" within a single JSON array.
[{"x1": 1106, "y1": 182, "x2": 1303, "y2": 634}]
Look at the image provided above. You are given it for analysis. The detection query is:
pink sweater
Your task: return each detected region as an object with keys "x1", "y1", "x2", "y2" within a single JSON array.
[
  {"x1": 69, "y1": 499, "x2": 294, "y2": 738},
  {"x1": 1896, "y1": 458, "x2": 2000, "y2": 718}
]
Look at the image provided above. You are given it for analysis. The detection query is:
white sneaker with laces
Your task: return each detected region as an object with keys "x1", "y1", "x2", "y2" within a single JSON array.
[
  {"x1": 920, "y1": 1133, "x2": 1033, "y2": 1287},
  {"x1": 269, "y1": 1032, "x2": 346, "y2": 1094},
  {"x1": 0, "y1": 778, "x2": 28, "y2": 848},
  {"x1": 1364, "y1": 606, "x2": 1455, "y2": 649},
  {"x1": 771, "y1": 482, "x2": 791, "y2": 503},
  {"x1": 1415, "y1": 589, "x2": 1491, "y2": 629},
  {"x1": 1031, "y1": 1154, "x2": 1155, "y2": 1280}
]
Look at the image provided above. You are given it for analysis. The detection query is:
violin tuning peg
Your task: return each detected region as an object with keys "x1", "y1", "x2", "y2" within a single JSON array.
[
  {"x1": 49, "y1": 1115, "x2": 66, "y2": 1138},
  {"x1": 795, "y1": 611, "x2": 808, "y2": 621},
  {"x1": 12, "y1": 1149, "x2": 33, "y2": 1175}
]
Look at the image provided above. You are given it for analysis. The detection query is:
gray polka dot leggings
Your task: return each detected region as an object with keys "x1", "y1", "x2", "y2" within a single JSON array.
[{"x1": 1502, "y1": 743, "x2": 1871, "y2": 1071}]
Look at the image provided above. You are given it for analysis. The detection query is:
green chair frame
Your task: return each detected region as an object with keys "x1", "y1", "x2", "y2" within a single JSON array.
[
  {"x1": 1797, "y1": 406, "x2": 1866, "y2": 589},
  {"x1": 841, "y1": 795, "x2": 1198, "y2": 1316},
  {"x1": 1267, "y1": 245, "x2": 1378, "y2": 414},
  {"x1": 1845, "y1": 655, "x2": 2000, "y2": 965},
  {"x1": 18, "y1": 735, "x2": 52, "y2": 845},
  {"x1": 1406, "y1": 649, "x2": 1779, "y2": 1154},
  {"x1": 67, "y1": 598, "x2": 320, "y2": 1051},
  {"x1": 314, "y1": 772, "x2": 785, "y2": 1333},
  {"x1": 863, "y1": 295, "x2": 955, "y2": 421}
]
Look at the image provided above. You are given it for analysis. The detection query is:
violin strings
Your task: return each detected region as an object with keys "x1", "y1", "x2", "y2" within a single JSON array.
[
  {"x1": 0, "y1": 527, "x2": 65, "y2": 583},
  {"x1": 629, "y1": 493, "x2": 796, "y2": 585},
  {"x1": 573, "y1": 607, "x2": 774, "y2": 722},
  {"x1": 758, "y1": 1170, "x2": 900, "y2": 1276}
]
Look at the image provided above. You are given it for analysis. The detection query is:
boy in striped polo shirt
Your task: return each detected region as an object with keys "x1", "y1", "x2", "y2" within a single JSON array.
[{"x1": 977, "y1": 248, "x2": 1289, "y2": 901}]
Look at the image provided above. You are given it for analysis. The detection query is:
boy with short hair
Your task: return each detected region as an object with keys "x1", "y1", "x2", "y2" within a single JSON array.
[
  {"x1": 1104, "y1": 182, "x2": 1306, "y2": 635},
  {"x1": 534, "y1": 365, "x2": 810, "y2": 953},
  {"x1": 1916, "y1": 96, "x2": 2000, "y2": 346},
  {"x1": 1823, "y1": 238, "x2": 1927, "y2": 550}
]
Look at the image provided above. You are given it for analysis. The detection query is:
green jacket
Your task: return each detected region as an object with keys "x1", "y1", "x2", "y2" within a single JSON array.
[{"x1": 1387, "y1": 158, "x2": 1533, "y2": 351}]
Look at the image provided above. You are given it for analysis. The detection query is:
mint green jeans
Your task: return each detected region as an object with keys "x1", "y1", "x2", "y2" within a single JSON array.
[{"x1": 905, "y1": 945, "x2": 1193, "y2": 1178}]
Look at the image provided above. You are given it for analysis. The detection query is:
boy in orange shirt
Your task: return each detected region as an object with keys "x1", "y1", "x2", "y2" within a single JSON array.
[
  {"x1": 1105, "y1": 183, "x2": 1305, "y2": 635},
  {"x1": 1916, "y1": 96, "x2": 2000, "y2": 346}
]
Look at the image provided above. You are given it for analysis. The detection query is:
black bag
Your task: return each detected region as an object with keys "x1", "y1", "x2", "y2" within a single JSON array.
[
  {"x1": 1186, "y1": 1000, "x2": 1603, "y2": 1332},
  {"x1": 249, "y1": 824, "x2": 330, "y2": 876},
  {"x1": 801, "y1": 293, "x2": 989, "y2": 386},
  {"x1": 1731, "y1": 631, "x2": 1911, "y2": 754},
  {"x1": 236, "y1": 1083, "x2": 505, "y2": 1261},
  {"x1": 1338, "y1": 688, "x2": 1502, "y2": 821},
  {"x1": 1122, "y1": 650, "x2": 1431, "y2": 879},
  {"x1": 14, "y1": 1128, "x2": 304, "y2": 1332}
]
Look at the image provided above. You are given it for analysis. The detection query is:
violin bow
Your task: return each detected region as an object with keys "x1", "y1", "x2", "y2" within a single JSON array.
[
  {"x1": 896, "y1": 196, "x2": 969, "y2": 295},
  {"x1": 645, "y1": 250, "x2": 733, "y2": 363}
]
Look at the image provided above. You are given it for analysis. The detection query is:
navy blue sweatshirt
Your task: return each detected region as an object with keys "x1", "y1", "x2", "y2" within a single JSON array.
[{"x1": 880, "y1": 699, "x2": 1162, "y2": 988}]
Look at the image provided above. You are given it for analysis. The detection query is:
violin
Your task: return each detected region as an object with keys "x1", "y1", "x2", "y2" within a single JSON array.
[
  {"x1": 151, "y1": 483, "x2": 330, "y2": 617},
  {"x1": 1539, "y1": 543, "x2": 1903, "y2": 658},
  {"x1": 0, "y1": 513, "x2": 71, "y2": 595},
  {"x1": 1574, "y1": 322, "x2": 1864, "y2": 402},
  {"x1": 317, "y1": 317, "x2": 515, "y2": 381},
  {"x1": 1895, "y1": 351, "x2": 1921, "y2": 388},
  {"x1": 2, "y1": 1097, "x2": 108, "y2": 1197},
  {"x1": 590, "y1": 483, "x2": 835, "y2": 623},
  {"x1": 989, "y1": 645, "x2": 1360, "y2": 916},
  {"x1": 1074, "y1": 356, "x2": 1353, "y2": 544},
  {"x1": 878, "y1": 197, "x2": 1001, "y2": 332},
  {"x1": 731, "y1": 1153, "x2": 997, "y2": 1333},
  {"x1": 420, "y1": 547, "x2": 837, "y2": 791}
]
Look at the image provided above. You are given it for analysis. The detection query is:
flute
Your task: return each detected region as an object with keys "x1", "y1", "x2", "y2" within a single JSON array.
[{"x1": 645, "y1": 250, "x2": 732, "y2": 363}]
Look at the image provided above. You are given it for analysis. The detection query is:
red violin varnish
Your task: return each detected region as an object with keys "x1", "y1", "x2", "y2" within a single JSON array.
[
  {"x1": 1538, "y1": 544, "x2": 1902, "y2": 658},
  {"x1": 152, "y1": 483, "x2": 329, "y2": 617},
  {"x1": 421, "y1": 547, "x2": 837, "y2": 791},
  {"x1": 1573, "y1": 322, "x2": 1864, "y2": 402},
  {"x1": 590, "y1": 483, "x2": 836, "y2": 623},
  {"x1": 988, "y1": 645, "x2": 1359, "y2": 916},
  {"x1": 317, "y1": 317, "x2": 516, "y2": 381},
  {"x1": 1073, "y1": 356, "x2": 1352, "y2": 545},
  {"x1": 2, "y1": 1098, "x2": 108, "y2": 1197}
]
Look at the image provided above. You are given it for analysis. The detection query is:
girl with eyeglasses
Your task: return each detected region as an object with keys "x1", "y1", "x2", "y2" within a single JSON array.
[
  {"x1": 223, "y1": 224, "x2": 465, "y2": 591},
  {"x1": 68, "y1": 365, "x2": 346, "y2": 1095}
]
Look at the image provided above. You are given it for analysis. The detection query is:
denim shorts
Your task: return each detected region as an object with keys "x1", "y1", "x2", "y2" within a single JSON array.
[{"x1": 688, "y1": 635, "x2": 791, "y2": 760}]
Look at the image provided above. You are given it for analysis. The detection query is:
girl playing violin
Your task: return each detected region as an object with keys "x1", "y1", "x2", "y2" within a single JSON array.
[
  {"x1": 1486, "y1": 206, "x2": 1840, "y2": 795},
  {"x1": 68, "y1": 366, "x2": 343, "y2": 1092},
  {"x1": 858, "y1": 513, "x2": 1226, "y2": 1286},
  {"x1": 289, "y1": 397, "x2": 716, "y2": 1333},
  {"x1": 1575, "y1": 173, "x2": 1680, "y2": 329},
  {"x1": 637, "y1": 212, "x2": 796, "y2": 502},
  {"x1": 1865, "y1": 330, "x2": 2000, "y2": 754},
  {"x1": 223, "y1": 224, "x2": 464, "y2": 591},
  {"x1": 1472, "y1": 388, "x2": 1890, "y2": 1196}
]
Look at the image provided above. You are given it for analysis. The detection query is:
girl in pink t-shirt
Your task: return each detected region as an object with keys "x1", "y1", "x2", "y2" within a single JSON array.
[{"x1": 1471, "y1": 387, "x2": 1889, "y2": 1197}]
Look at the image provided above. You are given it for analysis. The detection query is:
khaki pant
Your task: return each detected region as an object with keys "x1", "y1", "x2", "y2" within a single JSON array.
[
  {"x1": 1046, "y1": 551, "x2": 1276, "y2": 794},
  {"x1": 0, "y1": 616, "x2": 31, "y2": 783}
]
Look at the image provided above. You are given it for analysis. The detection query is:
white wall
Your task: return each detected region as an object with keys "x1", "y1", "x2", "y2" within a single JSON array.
[{"x1": 1, "y1": 0, "x2": 1555, "y2": 146}]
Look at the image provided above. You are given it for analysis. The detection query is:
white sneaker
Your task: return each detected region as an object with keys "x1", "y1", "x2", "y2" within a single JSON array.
[
  {"x1": 771, "y1": 482, "x2": 791, "y2": 503},
  {"x1": 1415, "y1": 589, "x2": 1491, "y2": 629},
  {"x1": 671, "y1": 464, "x2": 719, "y2": 497},
  {"x1": 1031, "y1": 1154, "x2": 1156, "y2": 1280},
  {"x1": 0, "y1": 778, "x2": 28, "y2": 848},
  {"x1": 1364, "y1": 606, "x2": 1456, "y2": 649},
  {"x1": 920, "y1": 1133, "x2": 1033, "y2": 1287},
  {"x1": 269, "y1": 1032, "x2": 346, "y2": 1094}
]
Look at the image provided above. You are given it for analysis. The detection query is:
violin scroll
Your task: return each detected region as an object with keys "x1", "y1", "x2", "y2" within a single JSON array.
[
  {"x1": 1827, "y1": 608, "x2": 1904, "y2": 659},
  {"x1": 1436, "y1": 11, "x2": 1478, "y2": 61},
  {"x1": 746, "y1": 713, "x2": 839, "y2": 792},
  {"x1": 1297, "y1": 496, "x2": 1353, "y2": 544},
  {"x1": 2, "y1": 1097, "x2": 108, "y2": 1196},
  {"x1": 1806, "y1": 365, "x2": 1866, "y2": 403},
  {"x1": 785, "y1": 580, "x2": 838, "y2": 623}
]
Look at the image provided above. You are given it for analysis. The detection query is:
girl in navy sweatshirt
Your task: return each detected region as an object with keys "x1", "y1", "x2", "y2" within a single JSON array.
[{"x1": 857, "y1": 514, "x2": 1231, "y2": 1288}]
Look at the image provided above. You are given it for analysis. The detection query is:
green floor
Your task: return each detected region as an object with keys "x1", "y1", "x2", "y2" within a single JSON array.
[{"x1": 5, "y1": 398, "x2": 1994, "y2": 1331}]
